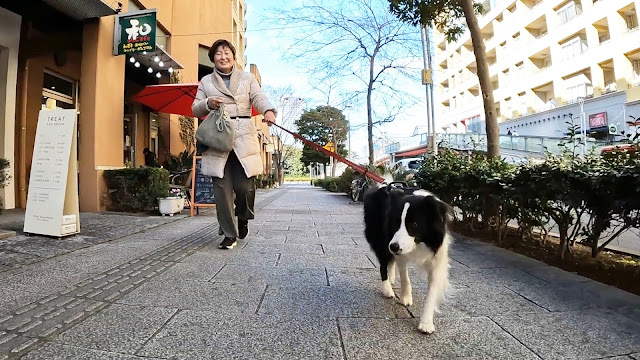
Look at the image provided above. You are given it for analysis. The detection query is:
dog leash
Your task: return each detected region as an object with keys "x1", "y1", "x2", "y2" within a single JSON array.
[{"x1": 264, "y1": 120, "x2": 386, "y2": 184}]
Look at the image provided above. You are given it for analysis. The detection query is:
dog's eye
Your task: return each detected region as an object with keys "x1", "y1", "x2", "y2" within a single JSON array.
[{"x1": 411, "y1": 221, "x2": 418, "y2": 227}]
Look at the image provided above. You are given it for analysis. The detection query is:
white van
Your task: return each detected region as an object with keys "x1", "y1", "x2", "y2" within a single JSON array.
[{"x1": 391, "y1": 157, "x2": 423, "y2": 171}]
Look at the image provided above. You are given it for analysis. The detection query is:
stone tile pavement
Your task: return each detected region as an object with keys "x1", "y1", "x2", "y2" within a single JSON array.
[{"x1": 0, "y1": 183, "x2": 639, "y2": 359}]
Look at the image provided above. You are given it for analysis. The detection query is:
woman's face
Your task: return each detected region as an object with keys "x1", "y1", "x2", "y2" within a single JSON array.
[{"x1": 213, "y1": 45, "x2": 235, "y2": 73}]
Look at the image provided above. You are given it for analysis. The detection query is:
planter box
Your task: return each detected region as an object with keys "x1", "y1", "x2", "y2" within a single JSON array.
[{"x1": 159, "y1": 197, "x2": 184, "y2": 216}]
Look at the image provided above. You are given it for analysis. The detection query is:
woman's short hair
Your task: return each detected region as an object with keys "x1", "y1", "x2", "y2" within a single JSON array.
[{"x1": 208, "y1": 39, "x2": 237, "y2": 61}]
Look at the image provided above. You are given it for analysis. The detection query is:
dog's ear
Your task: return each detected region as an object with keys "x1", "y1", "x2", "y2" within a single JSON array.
[{"x1": 423, "y1": 196, "x2": 452, "y2": 231}]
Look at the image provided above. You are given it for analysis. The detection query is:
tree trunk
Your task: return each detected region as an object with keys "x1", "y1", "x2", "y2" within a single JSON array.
[
  {"x1": 461, "y1": 0, "x2": 500, "y2": 158},
  {"x1": 558, "y1": 226, "x2": 569, "y2": 260}
]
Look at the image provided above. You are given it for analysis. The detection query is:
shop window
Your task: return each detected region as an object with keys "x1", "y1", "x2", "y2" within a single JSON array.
[{"x1": 42, "y1": 71, "x2": 75, "y2": 110}]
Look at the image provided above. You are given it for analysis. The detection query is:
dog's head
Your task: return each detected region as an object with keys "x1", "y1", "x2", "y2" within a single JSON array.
[{"x1": 387, "y1": 189, "x2": 451, "y2": 255}]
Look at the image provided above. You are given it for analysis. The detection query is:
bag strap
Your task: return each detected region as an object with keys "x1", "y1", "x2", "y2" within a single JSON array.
[{"x1": 215, "y1": 104, "x2": 229, "y2": 131}]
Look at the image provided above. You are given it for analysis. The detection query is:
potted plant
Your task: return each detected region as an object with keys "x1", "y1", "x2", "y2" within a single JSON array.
[{"x1": 158, "y1": 188, "x2": 185, "y2": 216}]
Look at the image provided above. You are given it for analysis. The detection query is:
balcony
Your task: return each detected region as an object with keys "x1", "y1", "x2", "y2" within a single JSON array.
[{"x1": 556, "y1": 1, "x2": 582, "y2": 26}]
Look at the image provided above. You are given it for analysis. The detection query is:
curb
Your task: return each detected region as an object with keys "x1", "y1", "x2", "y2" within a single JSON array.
[{"x1": 0, "y1": 229, "x2": 16, "y2": 240}]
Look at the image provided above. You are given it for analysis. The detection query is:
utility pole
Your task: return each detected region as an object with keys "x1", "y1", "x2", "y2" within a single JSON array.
[
  {"x1": 421, "y1": 25, "x2": 437, "y2": 153},
  {"x1": 420, "y1": 25, "x2": 431, "y2": 148},
  {"x1": 426, "y1": 26, "x2": 436, "y2": 153}
]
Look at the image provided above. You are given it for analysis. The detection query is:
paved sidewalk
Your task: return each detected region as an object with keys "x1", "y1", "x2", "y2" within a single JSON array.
[
  {"x1": 0, "y1": 210, "x2": 189, "y2": 270},
  {"x1": 1, "y1": 184, "x2": 639, "y2": 359}
]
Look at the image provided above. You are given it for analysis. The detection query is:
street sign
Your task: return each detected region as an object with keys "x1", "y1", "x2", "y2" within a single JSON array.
[
  {"x1": 113, "y1": 10, "x2": 157, "y2": 56},
  {"x1": 609, "y1": 124, "x2": 618, "y2": 134},
  {"x1": 323, "y1": 142, "x2": 335, "y2": 152}
]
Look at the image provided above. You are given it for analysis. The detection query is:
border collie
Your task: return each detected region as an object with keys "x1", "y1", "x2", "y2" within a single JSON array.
[{"x1": 363, "y1": 184, "x2": 452, "y2": 334}]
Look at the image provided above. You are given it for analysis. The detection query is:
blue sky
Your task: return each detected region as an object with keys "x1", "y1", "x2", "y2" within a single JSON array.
[{"x1": 245, "y1": 0, "x2": 432, "y2": 160}]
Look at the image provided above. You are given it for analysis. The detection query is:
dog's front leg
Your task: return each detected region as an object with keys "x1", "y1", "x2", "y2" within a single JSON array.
[
  {"x1": 418, "y1": 251, "x2": 449, "y2": 334},
  {"x1": 396, "y1": 258, "x2": 412, "y2": 306}
]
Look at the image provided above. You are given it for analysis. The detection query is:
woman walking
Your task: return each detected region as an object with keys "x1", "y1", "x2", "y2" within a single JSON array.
[{"x1": 192, "y1": 39, "x2": 276, "y2": 249}]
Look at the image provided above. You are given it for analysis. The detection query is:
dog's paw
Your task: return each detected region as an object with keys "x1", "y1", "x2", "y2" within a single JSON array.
[
  {"x1": 381, "y1": 280, "x2": 395, "y2": 298},
  {"x1": 396, "y1": 293, "x2": 413, "y2": 306},
  {"x1": 418, "y1": 322, "x2": 435, "y2": 334}
]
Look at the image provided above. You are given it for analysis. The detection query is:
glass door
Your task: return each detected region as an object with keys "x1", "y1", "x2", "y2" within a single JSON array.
[{"x1": 124, "y1": 117, "x2": 134, "y2": 167}]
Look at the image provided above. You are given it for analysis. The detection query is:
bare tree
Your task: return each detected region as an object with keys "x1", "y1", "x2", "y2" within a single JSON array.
[
  {"x1": 388, "y1": 0, "x2": 500, "y2": 158},
  {"x1": 269, "y1": 0, "x2": 422, "y2": 165},
  {"x1": 263, "y1": 85, "x2": 307, "y2": 185}
]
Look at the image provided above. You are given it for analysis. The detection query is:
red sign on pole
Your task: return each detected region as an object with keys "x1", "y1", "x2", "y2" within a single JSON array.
[{"x1": 589, "y1": 112, "x2": 608, "y2": 128}]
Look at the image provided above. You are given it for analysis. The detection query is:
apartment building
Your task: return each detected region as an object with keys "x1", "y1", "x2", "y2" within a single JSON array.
[
  {"x1": 435, "y1": 0, "x2": 640, "y2": 138},
  {"x1": 0, "y1": 0, "x2": 276, "y2": 212}
]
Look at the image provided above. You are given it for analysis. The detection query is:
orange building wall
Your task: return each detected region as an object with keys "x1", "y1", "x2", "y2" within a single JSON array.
[
  {"x1": 78, "y1": 17, "x2": 126, "y2": 211},
  {"x1": 19, "y1": 51, "x2": 82, "y2": 204}
]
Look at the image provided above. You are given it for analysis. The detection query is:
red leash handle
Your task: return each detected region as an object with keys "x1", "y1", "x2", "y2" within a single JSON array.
[{"x1": 265, "y1": 120, "x2": 386, "y2": 184}]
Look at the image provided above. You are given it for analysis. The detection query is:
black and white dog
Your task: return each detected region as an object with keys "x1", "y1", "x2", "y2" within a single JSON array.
[{"x1": 363, "y1": 183, "x2": 452, "y2": 334}]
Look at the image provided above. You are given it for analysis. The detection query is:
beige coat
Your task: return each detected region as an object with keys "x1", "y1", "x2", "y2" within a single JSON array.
[{"x1": 192, "y1": 68, "x2": 274, "y2": 178}]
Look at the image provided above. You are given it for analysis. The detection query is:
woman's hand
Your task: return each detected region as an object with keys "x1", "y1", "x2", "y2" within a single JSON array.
[
  {"x1": 207, "y1": 97, "x2": 225, "y2": 110},
  {"x1": 263, "y1": 110, "x2": 276, "y2": 125}
]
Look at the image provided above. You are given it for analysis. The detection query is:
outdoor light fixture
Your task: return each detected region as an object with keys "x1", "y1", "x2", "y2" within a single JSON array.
[
  {"x1": 168, "y1": 67, "x2": 174, "y2": 73},
  {"x1": 147, "y1": 67, "x2": 153, "y2": 73},
  {"x1": 159, "y1": 61, "x2": 164, "y2": 67},
  {"x1": 154, "y1": 56, "x2": 160, "y2": 62},
  {"x1": 143, "y1": 51, "x2": 147, "y2": 55},
  {"x1": 156, "y1": 72, "x2": 161, "y2": 78},
  {"x1": 134, "y1": 62, "x2": 140, "y2": 68},
  {"x1": 129, "y1": 57, "x2": 135, "y2": 63}
]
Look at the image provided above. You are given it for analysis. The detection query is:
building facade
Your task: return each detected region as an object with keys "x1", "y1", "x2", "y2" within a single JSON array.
[
  {"x1": 0, "y1": 0, "x2": 276, "y2": 212},
  {"x1": 435, "y1": 0, "x2": 640, "y2": 138}
]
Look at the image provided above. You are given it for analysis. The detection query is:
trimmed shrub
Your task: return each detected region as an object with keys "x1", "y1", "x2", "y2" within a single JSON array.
[
  {"x1": 103, "y1": 168, "x2": 170, "y2": 212},
  {"x1": 415, "y1": 148, "x2": 640, "y2": 260}
]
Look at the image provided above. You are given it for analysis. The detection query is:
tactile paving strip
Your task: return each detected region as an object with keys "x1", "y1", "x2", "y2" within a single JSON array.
[{"x1": 0, "y1": 224, "x2": 215, "y2": 359}]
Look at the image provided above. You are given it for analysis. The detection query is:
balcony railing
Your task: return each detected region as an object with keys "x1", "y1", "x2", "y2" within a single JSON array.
[{"x1": 436, "y1": 134, "x2": 612, "y2": 156}]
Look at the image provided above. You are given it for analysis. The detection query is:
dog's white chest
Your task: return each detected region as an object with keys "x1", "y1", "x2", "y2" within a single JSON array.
[{"x1": 396, "y1": 242, "x2": 435, "y2": 265}]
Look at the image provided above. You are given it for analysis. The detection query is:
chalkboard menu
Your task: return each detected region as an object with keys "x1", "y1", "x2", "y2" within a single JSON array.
[{"x1": 193, "y1": 157, "x2": 215, "y2": 204}]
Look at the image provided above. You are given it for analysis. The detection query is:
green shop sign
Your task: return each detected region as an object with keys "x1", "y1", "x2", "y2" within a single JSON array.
[{"x1": 113, "y1": 10, "x2": 157, "y2": 56}]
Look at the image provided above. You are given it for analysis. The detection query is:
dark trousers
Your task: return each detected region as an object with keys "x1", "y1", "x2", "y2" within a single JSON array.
[{"x1": 212, "y1": 151, "x2": 255, "y2": 238}]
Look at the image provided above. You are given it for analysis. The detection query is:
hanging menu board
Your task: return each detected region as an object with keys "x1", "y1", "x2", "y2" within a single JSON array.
[
  {"x1": 190, "y1": 156, "x2": 215, "y2": 216},
  {"x1": 24, "y1": 109, "x2": 80, "y2": 237}
]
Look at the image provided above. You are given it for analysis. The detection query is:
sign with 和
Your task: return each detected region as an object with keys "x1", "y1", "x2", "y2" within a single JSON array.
[
  {"x1": 113, "y1": 9, "x2": 157, "y2": 56},
  {"x1": 24, "y1": 109, "x2": 80, "y2": 237}
]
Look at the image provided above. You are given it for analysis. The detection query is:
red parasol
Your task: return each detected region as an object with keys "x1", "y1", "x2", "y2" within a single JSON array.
[{"x1": 132, "y1": 83, "x2": 261, "y2": 117}]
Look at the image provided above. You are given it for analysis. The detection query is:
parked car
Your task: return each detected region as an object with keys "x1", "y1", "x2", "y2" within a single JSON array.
[
  {"x1": 600, "y1": 144, "x2": 637, "y2": 155},
  {"x1": 391, "y1": 157, "x2": 422, "y2": 171}
]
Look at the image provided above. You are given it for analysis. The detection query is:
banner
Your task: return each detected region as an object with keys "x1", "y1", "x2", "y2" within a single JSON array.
[{"x1": 589, "y1": 112, "x2": 608, "y2": 129}]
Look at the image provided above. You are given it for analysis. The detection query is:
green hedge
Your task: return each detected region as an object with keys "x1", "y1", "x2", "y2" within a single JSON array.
[
  {"x1": 312, "y1": 168, "x2": 359, "y2": 194},
  {"x1": 103, "y1": 168, "x2": 170, "y2": 212},
  {"x1": 416, "y1": 148, "x2": 640, "y2": 260}
]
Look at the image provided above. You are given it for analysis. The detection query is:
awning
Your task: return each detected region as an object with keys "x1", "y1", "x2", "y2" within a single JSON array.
[
  {"x1": 395, "y1": 147, "x2": 428, "y2": 158},
  {"x1": 42, "y1": 0, "x2": 117, "y2": 20},
  {"x1": 127, "y1": 45, "x2": 184, "y2": 79}
]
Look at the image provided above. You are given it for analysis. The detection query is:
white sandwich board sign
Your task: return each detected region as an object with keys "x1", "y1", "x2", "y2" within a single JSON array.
[{"x1": 23, "y1": 109, "x2": 80, "y2": 237}]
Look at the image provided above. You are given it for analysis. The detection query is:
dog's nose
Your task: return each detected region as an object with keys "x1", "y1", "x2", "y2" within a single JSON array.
[{"x1": 389, "y1": 242, "x2": 400, "y2": 253}]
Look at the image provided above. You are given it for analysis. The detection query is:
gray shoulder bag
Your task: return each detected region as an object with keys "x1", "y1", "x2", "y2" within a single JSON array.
[{"x1": 195, "y1": 103, "x2": 236, "y2": 152}]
